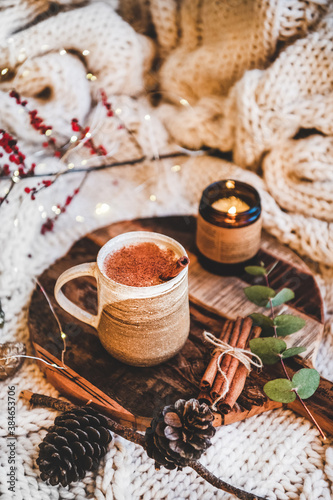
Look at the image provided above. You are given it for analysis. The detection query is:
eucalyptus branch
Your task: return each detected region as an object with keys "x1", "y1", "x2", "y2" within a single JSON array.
[
  {"x1": 20, "y1": 391, "x2": 266, "y2": 500},
  {"x1": 264, "y1": 273, "x2": 325, "y2": 439},
  {"x1": 244, "y1": 264, "x2": 325, "y2": 439}
]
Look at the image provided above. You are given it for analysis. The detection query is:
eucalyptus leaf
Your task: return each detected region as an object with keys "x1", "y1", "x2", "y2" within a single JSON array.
[
  {"x1": 250, "y1": 313, "x2": 274, "y2": 328},
  {"x1": 249, "y1": 337, "x2": 286, "y2": 365},
  {"x1": 268, "y1": 288, "x2": 295, "y2": 308},
  {"x1": 292, "y1": 368, "x2": 320, "y2": 399},
  {"x1": 264, "y1": 378, "x2": 296, "y2": 403},
  {"x1": 244, "y1": 286, "x2": 276, "y2": 307},
  {"x1": 250, "y1": 313, "x2": 275, "y2": 337},
  {"x1": 282, "y1": 346, "x2": 307, "y2": 359},
  {"x1": 245, "y1": 266, "x2": 267, "y2": 276},
  {"x1": 273, "y1": 314, "x2": 306, "y2": 336}
]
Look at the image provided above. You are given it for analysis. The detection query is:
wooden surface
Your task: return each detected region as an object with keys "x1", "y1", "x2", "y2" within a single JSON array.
[{"x1": 28, "y1": 216, "x2": 333, "y2": 434}]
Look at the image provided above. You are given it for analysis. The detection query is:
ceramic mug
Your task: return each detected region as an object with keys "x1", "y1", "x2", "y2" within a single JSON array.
[{"x1": 54, "y1": 231, "x2": 190, "y2": 367}]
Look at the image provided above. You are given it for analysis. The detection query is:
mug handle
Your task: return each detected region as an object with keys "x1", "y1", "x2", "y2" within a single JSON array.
[{"x1": 54, "y1": 262, "x2": 99, "y2": 331}]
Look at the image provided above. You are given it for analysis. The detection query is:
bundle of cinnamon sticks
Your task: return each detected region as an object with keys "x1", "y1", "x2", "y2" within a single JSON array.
[{"x1": 198, "y1": 317, "x2": 261, "y2": 414}]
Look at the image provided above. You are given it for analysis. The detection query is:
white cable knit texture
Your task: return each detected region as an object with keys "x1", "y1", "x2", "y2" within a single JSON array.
[{"x1": 0, "y1": 1, "x2": 332, "y2": 499}]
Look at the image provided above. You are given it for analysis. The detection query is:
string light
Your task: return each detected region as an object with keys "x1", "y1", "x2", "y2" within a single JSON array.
[
  {"x1": 150, "y1": 194, "x2": 157, "y2": 202},
  {"x1": 144, "y1": 114, "x2": 151, "y2": 121},
  {"x1": 86, "y1": 73, "x2": 97, "y2": 81},
  {"x1": 95, "y1": 202, "x2": 110, "y2": 215},
  {"x1": 67, "y1": 163, "x2": 75, "y2": 169},
  {"x1": 12, "y1": 176, "x2": 19, "y2": 183},
  {"x1": 0, "y1": 354, "x2": 67, "y2": 370},
  {"x1": 115, "y1": 108, "x2": 122, "y2": 115},
  {"x1": 82, "y1": 50, "x2": 90, "y2": 56},
  {"x1": 45, "y1": 129, "x2": 52, "y2": 136},
  {"x1": 171, "y1": 164, "x2": 181, "y2": 172},
  {"x1": 70, "y1": 135, "x2": 78, "y2": 143},
  {"x1": 36, "y1": 279, "x2": 67, "y2": 367},
  {"x1": 85, "y1": 132, "x2": 92, "y2": 138},
  {"x1": 51, "y1": 206, "x2": 61, "y2": 215},
  {"x1": 22, "y1": 70, "x2": 30, "y2": 77},
  {"x1": 41, "y1": 211, "x2": 47, "y2": 219},
  {"x1": 59, "y1": 49, "x2": 67, "y2": 56},
  {"x1": 180, "y1": 98, "x2": 189, "y2": 107},
  {"x1": 1, "y1": 68, "x2": 8, "y2": 75},
  {"x1": 81, "y1": 159, "x2": 87, "y2": 165}
]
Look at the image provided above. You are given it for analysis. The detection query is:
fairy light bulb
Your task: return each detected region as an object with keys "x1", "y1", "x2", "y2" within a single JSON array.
[
  {"x1": 95, "y1": 203, "x2": 110, "y2": 215},
  {"x1": 171, "y1": 165, "x2": 181, "y2": 172}
]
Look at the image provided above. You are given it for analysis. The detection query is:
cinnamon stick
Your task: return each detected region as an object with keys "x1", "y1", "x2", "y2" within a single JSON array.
[
  {"x1": 199, "y1": 319, "x2": 233, "y2": 390},
  {"x1": 210, "y1": 317, "x2": 242, "y2": 400},
  {"x1": 217, "y1": 317, "x2": 253, "y2": 398},
  {"x1": 218, "y1": 326, "x2": 262, "y2": 414},
  {"x1": 159, "y1": 256, "x2": 190, "y2": 281},
  {"x1": 197, "y1": 391, "x2": 214, "y2": 406}
]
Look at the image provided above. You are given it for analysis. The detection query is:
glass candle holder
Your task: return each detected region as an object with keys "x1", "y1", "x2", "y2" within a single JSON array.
[{"x1": 196, "y1": 179, "x2": 262, "y2": 272}]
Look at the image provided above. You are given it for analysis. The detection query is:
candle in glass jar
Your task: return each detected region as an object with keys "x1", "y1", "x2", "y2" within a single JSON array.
[{"x1": 196, "y1": 179, "x2": 262, "y2": 267}]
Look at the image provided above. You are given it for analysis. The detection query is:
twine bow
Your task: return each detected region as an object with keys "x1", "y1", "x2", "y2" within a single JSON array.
[{"x1": 203, "y1": 331, "x2": 263, "y2": 410}]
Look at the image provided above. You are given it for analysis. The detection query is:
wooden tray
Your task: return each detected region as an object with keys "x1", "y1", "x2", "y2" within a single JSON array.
[{"x1": 28, "y1": 216, "x2": 333, "y2": 434}]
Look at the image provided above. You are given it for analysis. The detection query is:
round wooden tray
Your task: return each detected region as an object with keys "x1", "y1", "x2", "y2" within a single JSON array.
[{"x1": 29, "y1": 216, "x2": 332, "y2": 433}]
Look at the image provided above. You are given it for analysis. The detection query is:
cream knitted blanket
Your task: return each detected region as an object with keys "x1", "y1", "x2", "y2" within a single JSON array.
[{"x1": 0, "y1": 1, "x2": 333, "y2": 499}]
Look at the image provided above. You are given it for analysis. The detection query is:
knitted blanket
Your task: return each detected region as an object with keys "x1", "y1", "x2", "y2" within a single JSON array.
[{"x1": 0, "y1": 1, "x2": 332, "y2": 499}]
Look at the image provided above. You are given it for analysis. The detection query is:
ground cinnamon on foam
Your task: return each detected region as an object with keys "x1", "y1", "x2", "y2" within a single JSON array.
[{"x1": 104, "y1": 242, "x2": 178, "y2": 287}]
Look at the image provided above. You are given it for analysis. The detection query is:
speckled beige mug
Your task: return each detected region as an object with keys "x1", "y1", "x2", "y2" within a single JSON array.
[{"x1": 54, "y1": 231, "x2": 190, "y2": 366}]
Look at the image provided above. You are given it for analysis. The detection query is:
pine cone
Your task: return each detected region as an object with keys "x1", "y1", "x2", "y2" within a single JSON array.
[
  {"x1": 145, "y1": 398, "x2": 216, "y2": 470},
  {"x1": 37, "y1": 406, "x2": 112, "y2": 487}
]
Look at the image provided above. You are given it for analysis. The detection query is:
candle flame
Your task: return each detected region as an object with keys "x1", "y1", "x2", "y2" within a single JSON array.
[{"x1": 228, "y1": 206, "x2": 237, "y2": 215}]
